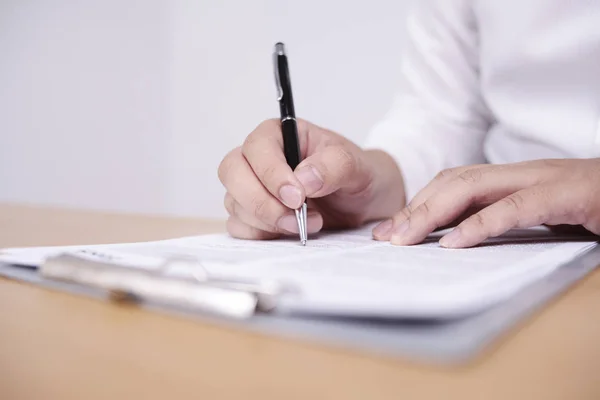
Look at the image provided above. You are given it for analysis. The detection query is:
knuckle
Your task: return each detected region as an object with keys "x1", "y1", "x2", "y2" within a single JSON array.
[
  {"x1": 242, "y1": 130, "x2": 261, "y2": 152},
  {"x1": 467, "y1": 212, "x2": 486, "y2": 228},
  {"x1": 457, "y1": 168, "x2": 483, "y2": 185},
  {"x1": 435, "y1": 168, "x2": 455, "y2": 181},
  {"x1": 259, "y1": 163, "x2": 278, "y2": 184},
  {"x1": 393, "y1": 207, "x2": 412, "y2": 225},
  {"x1": 217, "y1": 147, "x2": 241, "y2": 184},
  {"x1": 250, "y1": 195, "x2": 270, "y2": 221},
  {"x1": 419, "y1": 200, "x2": 432, "y2": 216},
  {"x1": 395, "y1": 207, "x2": 412, "y2": 223},
  {"x1": 334, "y1": 146, "x2": 356, "y2": 177},
  {"x1": 414, "y1": 200, "x2": 436, "y2": 225},
  {"x1": 244, "y1": 119, "x2": 279, "y2": 151},
  {"x1": 243, "y1": 119, "x2": 281, "y2": 156},
  {"x1": 413, "y1": 198, "x2": 445, "y2": 228},
  {"x1": 461, "y1": 211, "x2": 500, "y2": 237},
  {"x1": 501, "y1": 193, "x2": 525, "y2": 211}
]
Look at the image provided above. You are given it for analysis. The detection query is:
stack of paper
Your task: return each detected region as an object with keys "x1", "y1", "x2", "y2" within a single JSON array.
[{"x1": 1, "y1": 223, "x2": 596, "y2": 320}]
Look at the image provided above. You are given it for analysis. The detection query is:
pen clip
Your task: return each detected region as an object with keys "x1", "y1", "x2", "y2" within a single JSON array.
[{"x1": 273, "y1": 42, "x2": 285, "y2": 101}]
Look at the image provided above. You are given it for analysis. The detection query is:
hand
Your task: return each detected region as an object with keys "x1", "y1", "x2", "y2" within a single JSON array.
[
  {"x1": 372, "y1": 158, "x2": 600, "y2": 248},
  {"x1": 218, "y1": 118, "x2": 405, "y2": 239}
]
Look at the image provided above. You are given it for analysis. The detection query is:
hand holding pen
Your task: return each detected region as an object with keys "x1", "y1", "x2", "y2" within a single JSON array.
[{"x1": 217, "y1": 43, "x2": 405, "y2": 243}]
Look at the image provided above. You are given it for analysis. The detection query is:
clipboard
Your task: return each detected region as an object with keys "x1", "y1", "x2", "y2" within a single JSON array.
[
  {"x1": 1, "y1": 244, "x2": 599, "y2": 364},
  {"x1": 37, "y1": 252, "x2": 288, "y2": 319}
]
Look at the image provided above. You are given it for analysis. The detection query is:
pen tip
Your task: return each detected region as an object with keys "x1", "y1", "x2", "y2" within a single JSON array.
[{"x1": 301, "y1": 239, "x2": 306, "y2": 246}]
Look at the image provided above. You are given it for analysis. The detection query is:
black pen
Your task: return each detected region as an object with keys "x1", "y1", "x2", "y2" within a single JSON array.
[{"x1": 273, "y1": 42, "x2": 307, "y2": 245}]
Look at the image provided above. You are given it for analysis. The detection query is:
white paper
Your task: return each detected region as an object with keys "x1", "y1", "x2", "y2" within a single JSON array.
[{"x1": 0, "y1": 224, "x2": 597, "y2": 319}]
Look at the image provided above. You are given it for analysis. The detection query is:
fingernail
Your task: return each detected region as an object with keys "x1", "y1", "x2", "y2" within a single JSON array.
[
  {"x1": 277, "y1": 212, "x2": 322, "y2": 234},
  {"x1": 295, "y1": 166, "x2": 323, "y2": 195},
  {"x1": 373, "y1": 219, "x2": 393, "y2": 239},
  {"x1": 279, "y1": 185, "x2": 302, "y2": 208},
  {"x1": 440, "y1": 228, "x2": 462, "y2": 248}
]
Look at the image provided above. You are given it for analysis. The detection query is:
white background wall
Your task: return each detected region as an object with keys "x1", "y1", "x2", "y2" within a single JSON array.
[{"x1": 0, "y1": 0, "x2": 413, "y2": 219}]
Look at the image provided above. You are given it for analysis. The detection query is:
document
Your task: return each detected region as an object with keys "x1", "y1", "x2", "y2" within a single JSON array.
[{"x1": 0, "y1": 224, "x2": 597, "y2": 319}]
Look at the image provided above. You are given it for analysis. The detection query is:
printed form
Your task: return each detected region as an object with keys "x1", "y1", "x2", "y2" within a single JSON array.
[{"x1": 0, "y1": 224, "x2": 596, "y2": 319}]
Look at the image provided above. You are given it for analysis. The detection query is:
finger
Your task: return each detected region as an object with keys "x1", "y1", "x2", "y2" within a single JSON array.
[
  {"x1": 224, "y1": 193, "x2": 278, "y2": 233},
  {"x1": 226, "y1": 216, "x2": 280, "y2": 240},
  {"x1": 390, "y1": 163, "x2": 550, "y2": 246},
  {"x1": 294, "y1": 144, "x2": 372, "y2": 199},
  {"x1": 225, "y1": 192, "x2": 324, "y2": 235},
  {"x1": 439, "y1": 186, "x2": 553, "y2": 248},
  {"x1": 372, "y1": 205, "x2": 484, "y2": 241},
  {"x1": 240, "y1": 119, "x2": 307, "y2": 209},
  {"x1": 277, "y1": 211, "x2": 325, "y2": 234},
  {"x1": 372, "y1": 165, "x2": 489, "y2": 240},
  {"x1": 409, "y1": 165, "x2": 488, "y2": 211},
  {"x1": 218, "y1": 148, "x2": 291, "y2": 230}
]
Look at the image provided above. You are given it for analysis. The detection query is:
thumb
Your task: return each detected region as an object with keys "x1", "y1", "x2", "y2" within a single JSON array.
[{"x1": 293, "y1": 144, "x2": 372, "y2": 198}]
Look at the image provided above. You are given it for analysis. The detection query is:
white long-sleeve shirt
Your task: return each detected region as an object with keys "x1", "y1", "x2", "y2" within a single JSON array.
[{"x1": 364, "y1": 0, "x2": 600, "y2": 202}]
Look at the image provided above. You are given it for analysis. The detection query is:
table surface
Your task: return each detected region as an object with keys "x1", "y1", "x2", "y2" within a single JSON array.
[{"x1": 1, "y1": 203, "x2": 600, "y2": 400}]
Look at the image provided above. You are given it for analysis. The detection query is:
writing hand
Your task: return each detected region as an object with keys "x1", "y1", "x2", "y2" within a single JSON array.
[{"x1": 218, "y1": 119, "x2": 405, "y2": 240}]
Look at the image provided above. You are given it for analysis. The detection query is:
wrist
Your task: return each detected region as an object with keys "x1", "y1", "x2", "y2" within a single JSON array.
[{"x1": 362, "y1": 149, "x2": 406, "y2": 222}]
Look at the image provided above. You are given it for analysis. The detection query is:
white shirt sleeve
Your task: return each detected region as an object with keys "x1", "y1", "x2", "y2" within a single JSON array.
[{"x1": 363, "y1": 0, "x2": 493, "y2": 202}]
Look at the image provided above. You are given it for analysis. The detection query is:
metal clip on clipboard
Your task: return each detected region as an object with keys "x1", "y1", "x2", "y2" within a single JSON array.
[{"x1": 39, "y1": 253, "x2": 291, "y2": 319}]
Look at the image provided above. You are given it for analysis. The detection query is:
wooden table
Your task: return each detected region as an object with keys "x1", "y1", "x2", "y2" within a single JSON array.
[{"x1": 1, "y1": 203, "x2": 599, "y2": 399}]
